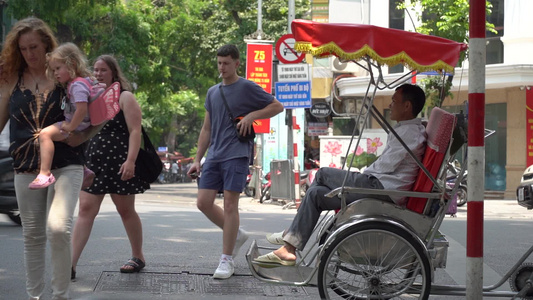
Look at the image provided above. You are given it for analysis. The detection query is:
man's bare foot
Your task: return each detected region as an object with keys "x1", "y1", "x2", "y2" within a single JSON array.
[{"x1": 273, "y1": 245, "x2": 297, "y2": 261}]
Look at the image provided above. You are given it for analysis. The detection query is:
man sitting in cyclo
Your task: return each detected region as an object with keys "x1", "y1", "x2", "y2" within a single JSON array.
[{"x1": 254, "y1": 83, "x2": 427, "y2": 266}]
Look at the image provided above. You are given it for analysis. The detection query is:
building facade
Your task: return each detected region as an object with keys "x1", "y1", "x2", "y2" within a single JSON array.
[{"x1": 311, "y1": 0, "x2": 533, "y2": 198}]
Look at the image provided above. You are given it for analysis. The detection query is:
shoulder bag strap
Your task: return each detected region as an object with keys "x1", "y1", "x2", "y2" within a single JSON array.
[
  {"x1": 218, "y1": 85, "x2": 236, "y2": 122},
  {"x1": 141, "y1": 126, "x2": 155, "y2": 150}
]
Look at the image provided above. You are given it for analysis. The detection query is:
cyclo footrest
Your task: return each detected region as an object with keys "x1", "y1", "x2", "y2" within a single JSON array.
[{"x1": 246, "y1": 240, "x2": 317, "y2": 286}]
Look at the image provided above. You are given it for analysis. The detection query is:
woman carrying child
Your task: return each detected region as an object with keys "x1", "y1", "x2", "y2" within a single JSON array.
[
  {"x1": 0, "y1": 17, "x2": 100, "y2": 300},
  {"x1": 28, "y1": 42, "x2": 95, "y2": 189}
]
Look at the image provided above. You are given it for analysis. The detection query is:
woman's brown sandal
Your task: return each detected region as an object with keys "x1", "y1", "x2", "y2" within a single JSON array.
[{"x1": 119, "y1": 257, "x2": 145, "y2": 273}]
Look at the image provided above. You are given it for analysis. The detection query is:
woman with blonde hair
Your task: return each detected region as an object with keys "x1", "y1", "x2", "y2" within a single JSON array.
[{"x1": 0, "y1": 17, "x2": 97, "y2": 300}]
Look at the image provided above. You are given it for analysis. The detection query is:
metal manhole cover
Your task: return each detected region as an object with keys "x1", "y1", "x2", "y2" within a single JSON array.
[{"x1": 95, "y1": 271, "x2": 309, "y2": 297}]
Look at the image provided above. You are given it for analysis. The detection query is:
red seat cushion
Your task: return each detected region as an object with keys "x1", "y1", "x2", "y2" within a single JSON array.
[{"x1": 406, "y1": 107, "x2": 455, "y2": 213}]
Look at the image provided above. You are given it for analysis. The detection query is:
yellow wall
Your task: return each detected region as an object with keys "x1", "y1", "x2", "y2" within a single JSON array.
[
  {"x1": 444, "y1": 88, "x2": 527, "y2": 198},
  {"x1": 312, "y1": 77, "x2": 332, "y2": 98}
]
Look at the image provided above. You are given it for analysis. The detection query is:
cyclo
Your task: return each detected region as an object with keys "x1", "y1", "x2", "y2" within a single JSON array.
[{"x1": 246, "y1": 20, "x2": 533, "y2": 299}]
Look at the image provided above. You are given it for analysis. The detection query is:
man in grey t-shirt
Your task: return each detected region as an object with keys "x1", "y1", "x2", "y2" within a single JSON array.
[{"x1": 188, "y1": 44, "x2": 283, "y2": 279}]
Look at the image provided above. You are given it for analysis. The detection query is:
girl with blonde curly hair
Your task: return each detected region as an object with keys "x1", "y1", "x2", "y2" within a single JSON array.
[{"x1": 29, "y1": 42, "x2": 95, "y2": 189}]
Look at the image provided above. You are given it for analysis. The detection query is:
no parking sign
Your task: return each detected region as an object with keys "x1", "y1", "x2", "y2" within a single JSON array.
[{"x1": 275, "y1": 34, "x2": 305, "y2": 64}]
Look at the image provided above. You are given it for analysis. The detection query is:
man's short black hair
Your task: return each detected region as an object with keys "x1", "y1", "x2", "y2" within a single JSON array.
[
  {"x1": 396, "y1": 83, "x2": 426, "y2": 117},
  {"x1": 217, "y1": 44, "x2": 240, "y2": 60}
]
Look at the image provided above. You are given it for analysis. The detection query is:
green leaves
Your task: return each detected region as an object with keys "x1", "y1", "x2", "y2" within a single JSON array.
[
  {"x1": 399, "y1": 0, "x2": 496, "y2": 45},
  {"x1": 6, "y1": 0, "x2": 310, "y2": 156}
]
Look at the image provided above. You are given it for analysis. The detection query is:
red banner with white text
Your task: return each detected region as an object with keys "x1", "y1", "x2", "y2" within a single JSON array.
[{"x1": 246, "y1": 43, "x2": 272, "y2": 134}]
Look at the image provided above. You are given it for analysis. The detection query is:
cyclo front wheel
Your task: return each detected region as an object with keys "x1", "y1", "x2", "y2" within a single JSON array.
[{"x1": 318, "y1": 222, "x2": 431, "y2": 299}]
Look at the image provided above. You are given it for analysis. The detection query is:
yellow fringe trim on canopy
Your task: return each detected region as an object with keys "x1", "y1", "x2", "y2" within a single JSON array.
[{"x1": 295, "y1": 41, "x2": 455, "y2": 73}]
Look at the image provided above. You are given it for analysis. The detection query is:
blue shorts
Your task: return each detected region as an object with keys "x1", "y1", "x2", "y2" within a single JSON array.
[{"x1": 198, "y1": 157, "x2": 249, "y2": 192}]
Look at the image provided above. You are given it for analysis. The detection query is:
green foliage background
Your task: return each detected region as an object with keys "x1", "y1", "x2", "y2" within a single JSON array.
[
  {"x1": 4, "y1": 0, "x2": 310, "y2": 157},
  {"x1": 5, "y1": 0, "x2": 494, "y2": 156},
  {"x1": 398, "y1": 0, "x2": 496, "y2": 115}
]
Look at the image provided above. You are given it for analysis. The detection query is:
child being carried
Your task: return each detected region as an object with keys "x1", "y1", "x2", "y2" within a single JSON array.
[{"x1": 29, "y1": 43, "x2": 95, "y2": 189}]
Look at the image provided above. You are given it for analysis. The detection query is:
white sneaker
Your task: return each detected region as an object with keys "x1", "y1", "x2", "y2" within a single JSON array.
[
  {"x1": 233, "y1": 229, "x2": 249, "y2": 257},
  {"x1": 213, "y1": 259, "x2": 234, "y2": 279},
  {"x1": 266, "y1": 231, "x2": 285, "y2": 245}
]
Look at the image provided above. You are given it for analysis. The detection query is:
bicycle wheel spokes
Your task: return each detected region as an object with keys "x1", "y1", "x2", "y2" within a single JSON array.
[{"x1": 318, "y1": 223, "x2": 430, "y2": 299}]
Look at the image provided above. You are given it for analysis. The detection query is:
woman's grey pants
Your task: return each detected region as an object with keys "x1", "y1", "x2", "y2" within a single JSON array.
[{"x1": 15, "y1": 164, "x2": 83, "y2": 300}]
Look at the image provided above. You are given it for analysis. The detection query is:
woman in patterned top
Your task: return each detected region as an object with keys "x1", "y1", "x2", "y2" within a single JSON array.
[
  {"x1": 71, "y1": 55, "x2": 148, "y2": 277},
  {"x1": 0, "y1": 17, "x2": 98, "y2": 300}
]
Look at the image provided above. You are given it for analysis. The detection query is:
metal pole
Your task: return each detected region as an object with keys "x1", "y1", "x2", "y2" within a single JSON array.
[
  {"x1": 257, "y1": 0, "x2": 263, "y2": 34},
  {"x1": 467, "y1": 0, "x2": 486, "y2": 298},
  {"x1": 288, "y1": 0, "x2": 295, "y2": 34},
  {"x1": 252, "y1": 0, "x2": 263, "y2": 200},
  {"x1": 254, "y1": 134, "x2": 263, "y2": 200},
  {"x1": 287, "y1": 0, "x2": 297, "y2": 204}
]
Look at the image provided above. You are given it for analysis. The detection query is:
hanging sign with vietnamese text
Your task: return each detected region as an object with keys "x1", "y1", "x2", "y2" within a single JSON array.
[
  {"x1": 277, "y1": 64, "x2": 309, "y2": 82},
  {"x1": 246, "y1": 43, "x2": 273, "y2": 93},
  {"x1": 275, "y1": 81, "x2": 311, "y2": 109},
  {"x1": 246, "y1": 43, "x2": 273, "y2": 133},
  {"x1": 310, "y1": 102, "x2": 331, "y2": 118}
]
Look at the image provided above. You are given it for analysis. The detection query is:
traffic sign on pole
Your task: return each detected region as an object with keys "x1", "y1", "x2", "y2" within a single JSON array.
[{"x1": 275, "y1": 34, "x2": 305, "y2": 64}]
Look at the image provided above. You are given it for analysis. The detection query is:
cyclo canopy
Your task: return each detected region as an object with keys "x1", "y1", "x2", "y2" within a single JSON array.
[{"x1": 291, "y1": 19, "x2": 468, "y2": 73}]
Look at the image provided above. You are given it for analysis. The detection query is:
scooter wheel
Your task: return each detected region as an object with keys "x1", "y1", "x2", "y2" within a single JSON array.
[
  {"x1": 244, "y1": 184, "x2": 255, "y2": 197},
  {"x1": 456, "y1": 186, "x2": 467, "y2": 207},
  {"x1": 260, "y1": 186, "x2": 271, "y2": 203}
]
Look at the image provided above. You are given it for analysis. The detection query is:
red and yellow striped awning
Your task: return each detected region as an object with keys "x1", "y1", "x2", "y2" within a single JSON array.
[{"x1": 291, "y1": 19, "x2": 468, "y2": 73}]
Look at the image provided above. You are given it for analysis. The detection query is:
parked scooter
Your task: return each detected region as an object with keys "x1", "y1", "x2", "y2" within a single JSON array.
[
  {"x1": 0, "y1": 150, "x2": 20, "y2": 225},
  {"x1": 244, "y1": 173, "x2": 254, "y2": 197},
  {"x1": 260, "y1": 164, "x2": 318, "y2": 204},
  {"x1": 300, "y1": 159, "x2": 320, "y2": 198},
  {"x1": 446, "y1": 160, "x2": 467, "y2": 207},
  {"x1": 259, "y1": 172, "x2": 271, "y2": 203}
]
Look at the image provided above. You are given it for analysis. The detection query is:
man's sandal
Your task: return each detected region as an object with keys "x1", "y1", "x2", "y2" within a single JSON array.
[{"x1": 120, "y1": 257, "x2": 145, "y2": 273}]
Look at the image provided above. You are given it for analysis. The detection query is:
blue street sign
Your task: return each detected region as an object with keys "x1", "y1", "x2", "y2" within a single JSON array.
[{"x1": 275, "y1": 81, "x2": 311, "y2": 109}]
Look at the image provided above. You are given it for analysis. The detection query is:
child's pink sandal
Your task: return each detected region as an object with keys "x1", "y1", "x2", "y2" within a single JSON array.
[{"x1": 28, "y1": 174, "x2": 56, "y2": 189}]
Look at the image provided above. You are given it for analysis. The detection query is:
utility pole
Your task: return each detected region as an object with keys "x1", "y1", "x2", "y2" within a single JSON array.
[
  {"x1": 244, "y1": 0, "x2": 274, "y2": 200},
  {"x1": 466, "y1": 0, "x2": 486, "y2": 299},
  {"x1": 286, "y1": 0, "x2": 300, "y2": 208},
  {"x1": 287, "y1": 0, "x2": 295, "y2": 161}
]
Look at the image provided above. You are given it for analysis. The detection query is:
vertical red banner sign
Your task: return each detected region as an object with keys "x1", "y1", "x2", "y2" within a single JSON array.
[
  {"x1": 526, "y1": 88, "x2": 533, "y2": 166},
  {"x1": 246, "y1": 43, "x2": 273, "y2": 134}
]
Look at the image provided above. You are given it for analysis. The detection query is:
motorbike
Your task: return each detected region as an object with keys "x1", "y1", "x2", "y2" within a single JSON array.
[
  {"x1": 260, "y1": 168, "x2": 315, "y2": 204},
  {"x1": 244, "y1": 173, "x2": 255, "y2": 197},
  {"x1": 445, "y1": 159, "x2": 467, "y2": 207},
  {"x1": 300, "y1": 159, "x2": 320, "y2": 198},
  {"x1": 259, "y1": 172, "x2": 271, "y2": 203},
  {"x1": 0, "y1": 150, "x2": 20, "y2": 225}
]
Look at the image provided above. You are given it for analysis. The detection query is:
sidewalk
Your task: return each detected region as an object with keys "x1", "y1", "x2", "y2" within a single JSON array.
[
  {"x1": 452, "y1": 198, "x2": 533, "y2": 220},
  {"x1": 2, "y1": 182, "x2": 530, "y2": 299}
]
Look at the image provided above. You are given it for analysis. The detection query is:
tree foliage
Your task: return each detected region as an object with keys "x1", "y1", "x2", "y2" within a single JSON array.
[
  {"x1": 398, "y1": 0, "x2": 496, "y2": 112},
  {"x1": 5, "y1": 0, "x2": 310, "y2": 157},
  {"x1": 400, "y1": 0, "x2": 496, "y2": 44}
]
